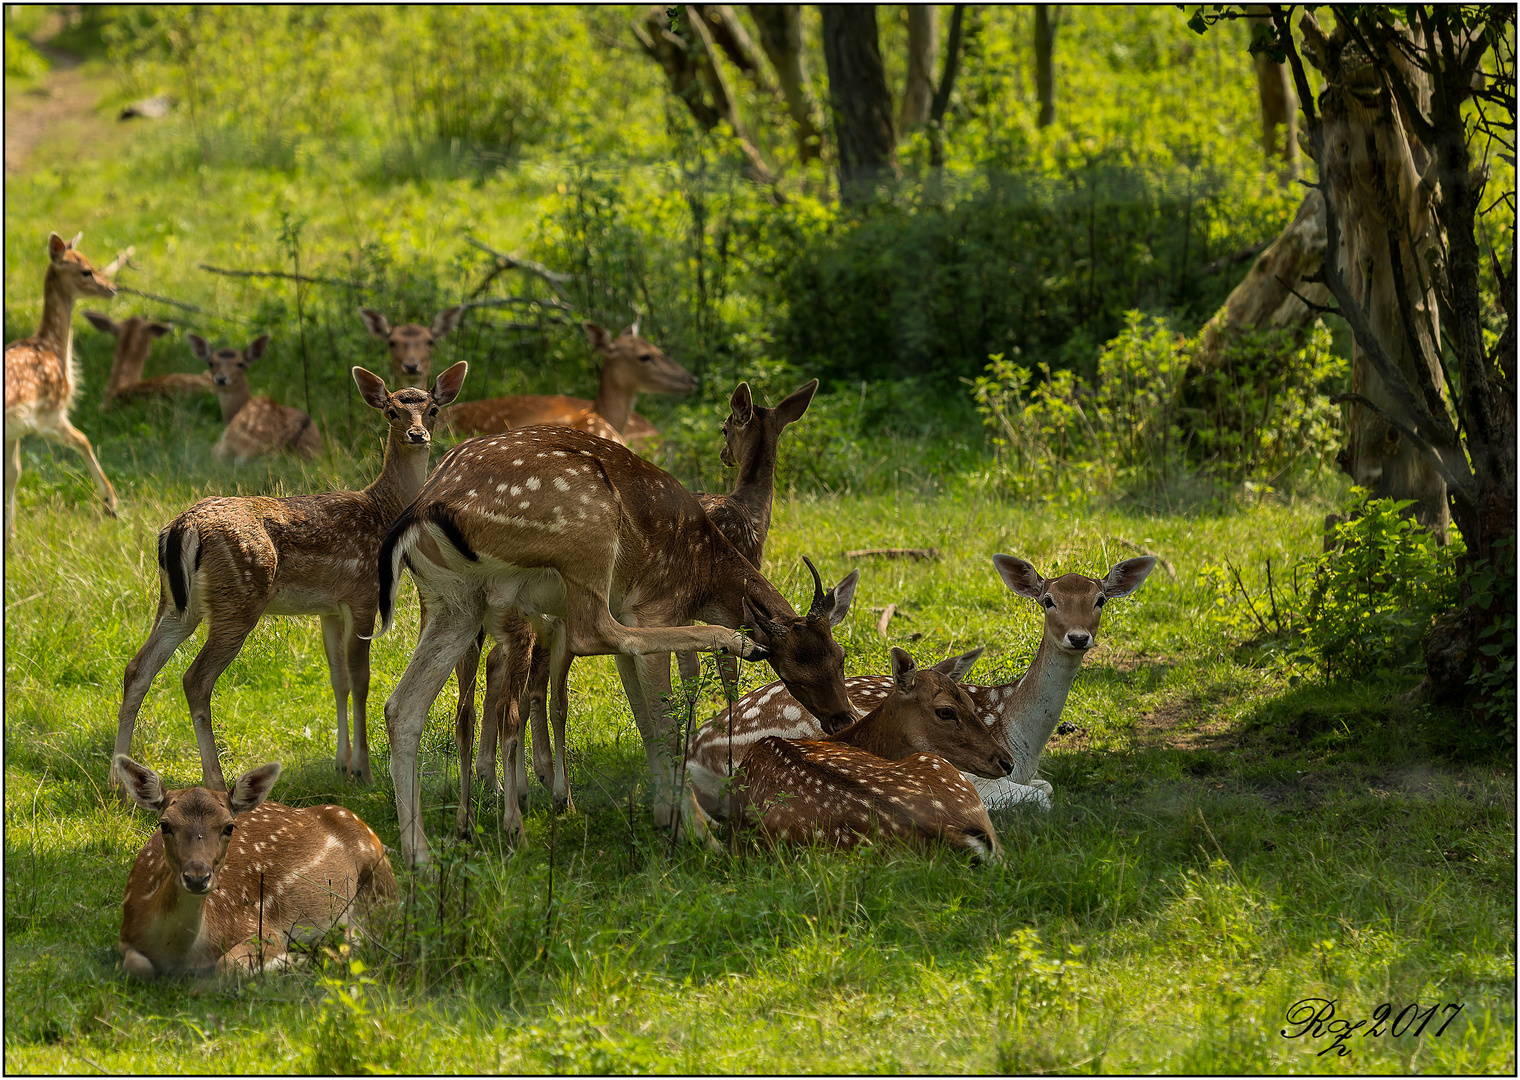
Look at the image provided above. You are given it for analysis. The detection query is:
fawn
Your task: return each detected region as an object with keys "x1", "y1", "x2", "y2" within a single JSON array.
[
  {"x1": 82, "y1": 311, "x2": 210, "y2": 405},
  {"x1": 187, "y1": 333, "x2": 323, "y2": 462}
]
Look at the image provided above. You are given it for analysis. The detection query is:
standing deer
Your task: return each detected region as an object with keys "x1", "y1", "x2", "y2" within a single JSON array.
[
  {"x1": 4, "y1": 232, "x2": 130, "y2": 538},
  {"x1": 684, "y1": 647, "x2": 1013, "y2": 861},
  {"x1": 358, "y1": 306, "x2": 465, "y2": 389},
  {"x1": 446, "y1": 322, "x2": 696, "y2": 449},
  {"x1": 465, "y1": 377, "x2": 822, "y2": 808},
  {"x1": 374, "y1": 425, "x2": 860, "y2": 866},
  {"x1": 111, "y1": 362, "x2": 469, "y2": 795},
  {"x1": 83, "y1": 311, "x2": 211, "y2": 405},
  {"x1": 685, "y1": 555, "x2": 1157, "y2": 813},
  {"x1": 114, "y1": 755, "x2": 395, "y2": 980},
  {"x1": 187, "y1": 333, "x2": 324, "y2": 462}
]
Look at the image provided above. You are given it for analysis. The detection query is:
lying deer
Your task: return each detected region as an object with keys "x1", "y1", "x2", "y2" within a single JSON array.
[
  {"x1": 465, "y1": 377, "x2": 822, "y2": 810},
  {"x1": 4, "y1": 232, "x2": 130, "y2": 538},
  {"x1": 358, "y1": 305, "x2": 464, "y2": 389},
  {"x1": 446, "y1": 321, "x2": 696, "y2": 448},
  {"x1": 114, "y1": 755, "x2": 395, "y2": 980},
  {"x1": 187, "y1": 333, "x2": 323, "y2": 462},
  {"x1": 82, "y1": 311, "x2": 210, "y2": 405},
  {"x1": 111, "y1": 362, "x2": 469, "y2": 795},
  {"x1": 685, "y1": 647, "x2": 1013, "y2": 861},
  {"x1": 375, "y1": 425, "x2": 859, "y2": 866},
  {"x1": 686, "y1": 555, "x2": 1157, "y2": 814}
]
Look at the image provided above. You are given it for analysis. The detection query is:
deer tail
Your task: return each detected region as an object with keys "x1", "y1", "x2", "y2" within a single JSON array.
[
  {"x1": 374, "y1": 506, "x2": 420, "y2": 640},
  {"x1": 158, "y1": 520, "x2": 199, "y2": 616}
]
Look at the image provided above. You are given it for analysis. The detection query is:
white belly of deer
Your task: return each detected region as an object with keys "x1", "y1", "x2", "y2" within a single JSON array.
[{"x1": 266, "y1": 587, "x2": 342, "y2": 617}]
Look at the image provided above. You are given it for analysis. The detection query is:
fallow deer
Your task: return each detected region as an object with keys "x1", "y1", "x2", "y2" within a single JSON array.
[
  {"x1": 685, "y1": 647, "x2": 1013, "y2": 861},
  {"x1": 685, "y1": 555, "x2": 1157, "y2": 814},
  {"x1": 83, "y1": 311, "x2": 211, "y2": 405},
  {"x1": 114, "y1": 755, "x2": 395, "y2": 980},
  {"x1": 358, "y1": 305, "x2": 465, "y2": 389},
  {"x1": 4, "y1": 232, "x2": 130, "y2": 538},
  {"x1": 187, "y1": 333, "x2": 324, "y2": 462},
  {"x1": 111, "y1": 362, "x2": 469, "y2": 795},
  {"x1": 445, "y1": 322, "x2": 697, "y2": 449},
  {"x1": 465, "y1": 377, "x2": 822, "y2": 809},
  {"x1": 374, "y1": 425, "x2": 860, "y2": 866}
]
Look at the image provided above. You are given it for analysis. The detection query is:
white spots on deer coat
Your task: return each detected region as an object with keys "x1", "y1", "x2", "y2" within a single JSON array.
[
  {"x1": 512, "y1": 458, "x2": 524, "y2": 466},
  {"x1": 525, "y1": 477, "x2": 541, "y2": 491},
  {"x1": 553, "y1": 476, "x2": 571, "y2": 492},
  {"x1": 782, "y1": 705, "x2": 801, "y2": 722}
]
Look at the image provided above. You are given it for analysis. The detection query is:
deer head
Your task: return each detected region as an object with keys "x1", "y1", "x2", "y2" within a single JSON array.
[
  {"x1": 743, "y1": 557, "x2": 860, "y2": 734},
  {"x1": 359, "y1": 306, "x2": 465, "y2": 389},
  {"x1": 46, "y1": 232, "x2": 118, "y2": 302},
  {"x1": 583, "y1": 321, "x2": 699, "y2": 398},
  {"x1": 993, "y1": 554, "x2": 1156, "y2": 653},
  {"x1": 188, "y1": 332, "x2": 271, "y2": 397},
  {"x1": 114, "y1": 755, "x2": 281, "y2": 896},
  {"x1": 720, "y1": 378, "x2": 819, "y2": 468},
  {"x1": 352, "y1": 359, "x2": 469, "y2": 446}
]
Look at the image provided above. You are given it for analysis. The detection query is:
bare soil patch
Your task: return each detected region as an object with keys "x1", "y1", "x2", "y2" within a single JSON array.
[{"x1": 5, "y1": 46, "x2": 130, "y2": 178}]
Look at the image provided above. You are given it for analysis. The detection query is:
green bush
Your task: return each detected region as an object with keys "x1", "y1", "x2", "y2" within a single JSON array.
[{"x1": 4, "y1": 27, "x2": 48, "y2": 82}]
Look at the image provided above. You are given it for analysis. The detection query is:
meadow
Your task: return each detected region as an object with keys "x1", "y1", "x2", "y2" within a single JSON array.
[{"x1": 5, "y1": 5, "x2": 1515, "y2": 1074}]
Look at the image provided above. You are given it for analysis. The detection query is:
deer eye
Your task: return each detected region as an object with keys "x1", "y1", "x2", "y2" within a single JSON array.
[
  {"x1": 222, "y1": 824, "x2": 235, "y2": 838},
  {"x1": 159, "y1": 821, "x2": 172, "y2": 835},
  {"x1": 386, "y1": 409, "x2": 398, "y2": 420},
  {"x1": 428, "y1": 406, "x2": 439, "y2": 416},
  {"x1": 1041, "y1": 596, "x2": 1056, "y2": 609},
  {"x1": 639, "y1": 353, "x2": 652, "y2": 362},
  {"x1": 1095, "y1": 596, "x2": 1107, "y2": 608},
  {"x1": 936, "y1": 707, "x2": 960, "y2": 724}
]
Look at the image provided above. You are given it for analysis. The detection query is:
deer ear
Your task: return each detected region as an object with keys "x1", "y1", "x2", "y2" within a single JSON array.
[
  {"x1": 729, "y1": 382, "x2": 754, "y2": 424},
  {"x1": 114, "y1": 755, "x2": 168, "y2": 813},
  {"x1": 228, "y1": 762, "x2": 281, "y2": 814},
  {"x1": 48, "y1": 232, "x2": 69, "y2": 260},
  {"x1": 1102, "y1": 556, "x2": 1156, "y2": 599},
  {"x1": 352, "y1": 366, "x2": 391, "y2": 410},
  {"x1": 245, "y1": 334, "x2": 271, "y2": 363},
  {"x1": 931, "y1": 646, "x2": 985, "y2": 683},
  {"x1": 583, "y1": 322, "x2": 611, "y2": 351},
  {"x1": 431, "y1": 360, "x2": 469, "y2": 406},
  {"x1": 148, "y1": 322, "x2": 174, "y2": 338},
  {"x1": 993, "y1": 554, "x2": 1044, "y2": 600},
  {"x1": 742, "y1": 596, "x2": 788, "y2": 641},
  {"x1": 828, "y1": 568, "x2": 860, "y2": 628},
  {"x1": 431, "y1": 305, "x2": 464, "y2": 338},
  {"x1": 186, "y1": 333, "x2": 212, "y2": 361},
  {"x1": 773, "y1": 379, "x2": 819, "y2": 427},
  {"x1": 626, "y1": 318, "x2": 641, "y2": 338},
  {"x1": 359, "y1": 308, "x2": 391, "y2": 339},
  {"x1": 891, "y1": 647, "x2": 918, "y2": 693},
  {"x1": 83, "y1": 311, "x2": 119, "y2": 336}
]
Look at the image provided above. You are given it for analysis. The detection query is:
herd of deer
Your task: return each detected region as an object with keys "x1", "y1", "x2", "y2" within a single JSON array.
[{"x1": 6, "y1": 233, "x2": 1155, "y2": 980}]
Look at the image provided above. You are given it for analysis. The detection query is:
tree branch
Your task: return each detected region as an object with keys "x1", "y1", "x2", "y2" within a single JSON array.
[
  {"x1": 463, "y1": 236, "x2": 571, "y2": 300},
  {"x1": 198, "y1": 264, "x2": 371, "y2": 290}
]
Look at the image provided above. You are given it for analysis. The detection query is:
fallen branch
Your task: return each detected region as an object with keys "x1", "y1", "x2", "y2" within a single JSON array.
[
  {"x1": 876, "y1": 604, "x2": 896, "y2": 638},
  {"x1": 114, "y1": 285, "x2": 232, "y2": 320},
  {"x1": 1113, "y1": 538, "x2": 1176, "y2": 579},
  {"x1": 844, "y1": 547, "x2": 941, "y2": 561},
  {"x1": 199, "y1": 264, "x2": 372, "y2": 291},
  {"x1": 463, "y1": 236, "x2": 571, "y2": 300},
  {"x1": 462, "y1": 295, "x2": 574, "y2": 312}
]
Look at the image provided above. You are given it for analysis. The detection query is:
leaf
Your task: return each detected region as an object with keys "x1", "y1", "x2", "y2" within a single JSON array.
[{"x1": 1188, "y1": 9, "x2": 1209, "y2": 35}]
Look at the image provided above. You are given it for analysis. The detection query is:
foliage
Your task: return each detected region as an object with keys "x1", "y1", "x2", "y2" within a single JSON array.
[
  {"x1": 306, "y1": 952, "x2": 400, "y2": 1075},
  {"x1": 1464, "y1": 535, "x2": 1517, "y2": 738},
  {"x1": 4, "y1": 26, "x2": 49, "y2": 82}
]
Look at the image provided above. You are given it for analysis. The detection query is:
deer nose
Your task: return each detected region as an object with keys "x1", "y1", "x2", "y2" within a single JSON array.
[
  {"x1": 408, "y1": 429, "x2": 429, "y2": 444},
  {"x1": 213, "y1": 374, "x2": 228, "y2": 386},
  {"x1": 181, "y1": 867, "x2": 212, "y2": 894},
  {"x1": 403, "y1": 363, "x2": 420, "y2": 372},
  {"x1": 997, "y1": 756, "x2": 1015, "y2": 776},
  {"x1": 1066, "y1": 630, "x2": 1092, "y2": 649},
  {"x1": 823, "y1": 710, "x2": 855, "y2": 735}
]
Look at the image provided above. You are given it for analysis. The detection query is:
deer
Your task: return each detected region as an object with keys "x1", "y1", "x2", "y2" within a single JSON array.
[
  {"x1": 4, "y1": 232, "x2": 131, "y2": 538},
  {"x1": 110, "y1": 361, "x2": 469, "y2": 798},
  {"x1": 684, "y1": 647, "x2": 1014, "y2": 862},
  {"x1": 684, "y1": 554, "x2": 1157, "y2": 815},
  {"x1": 358, "y1": 305, "x2": 465, "y2": 389},
  {"x1": 445, "y1": 322, "x2": 697, "y2": 449},
  {"x1": 374, "y1": 424, "x2": 861, "y2": 867},
  {"x1": 187, "y1": 333, "x2": 324, "y2": 463},
  {"x1": 463, "y1": 377, "x2": 822, "y2": 810},
  {"x1": 82, "y1": 311, "x2": 212, "y2": 405},
  {"x1": 114, "y1": 755, "x2": 396, "y2": 980}
]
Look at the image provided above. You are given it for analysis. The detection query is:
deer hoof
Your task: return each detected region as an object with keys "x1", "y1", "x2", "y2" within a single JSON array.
[{"x1": 553, "y1": 795, "x2": 575, "y2": 815}]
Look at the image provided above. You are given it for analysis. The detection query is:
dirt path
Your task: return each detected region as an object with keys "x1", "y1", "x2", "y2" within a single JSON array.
[{"x1": 5, "y1": 44, "x2": 127, "y2": 178}]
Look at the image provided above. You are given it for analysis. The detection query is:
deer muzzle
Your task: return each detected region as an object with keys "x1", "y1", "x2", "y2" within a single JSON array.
[{"x1": 180, "y1": 865, "x2": 213, "y2": 894}]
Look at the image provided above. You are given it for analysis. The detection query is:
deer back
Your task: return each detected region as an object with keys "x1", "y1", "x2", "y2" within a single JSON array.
[{"x1": 214, "y1": 397, "x2": 323, "y2": 462}]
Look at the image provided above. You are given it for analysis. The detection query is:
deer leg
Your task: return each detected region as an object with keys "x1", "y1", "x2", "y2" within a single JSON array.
[
  {"x1": 559, "y1": 581, "x2": 760, "y2": 660},
  {"x1": 484, "y1": 609, "x2": 533, "y2": 844},
  {"x1": 384, "y1": 606, "x2": 481, "y2": 869},
  {"x1": 453, "y1": 629, "x2": 483, "y2": 843},
  {"x1": 181, "y1": 614, "x2": 263, "y2": 791},
  {"x1": 4, "y1": 435, "x2": 19, "y2": 538},
  {"x1": 345, "y1": 612, "x2": 374, "y2": 785},
  {"x1": 320, "y1": 613, "x2": 352, "y2": 779},
  {"x1": 44, "y1": 417, "x2": 118, "y2": 518},
  {"x1": 470, "y1": 641, "x2": 498, "y2": 792},
  {"x1": 614, "y1": 651, "x2": 685, "y2": 830},
  {"x1": 545, "y1": 624, "x2": 576, "y2": 814},
  {"x1": 112, "y1": 593, "x2": 200, "y2": 796},
  {"x1": 526, "y1": 635, "x2": 553, "y2": 791}
]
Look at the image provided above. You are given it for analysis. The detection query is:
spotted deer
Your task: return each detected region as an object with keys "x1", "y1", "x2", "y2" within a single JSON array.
[
  {"x1": 358, "y1": 306, "x2": 465, "y2": 389},
  {"x1": 83, "y1": 311, "x2": 211, "y2": 405},
  {"x1": 685, "y1": 647, "x2": 1013, "y2": 861},
  {"x1": 374, "y1": 425, "x2": 860, "y2": 866},
  {"x1": 446, "y1": 322, "x2": 697, "y2": 449},
  {"x1": 110, "y1": 362, "x2": 469, "y2": 796},
  {"x1": 465, "y1": 377, "x2": 822, "y2": 809},
  {"x1": 114, "y1": 755, "x2": 395, "y2": 980},
  {"x1": 685, "y1": 555, "x2": 1157, "y2": 814},
  {"x1": 4, "y1": 232, "x2": 131, "y2": 538},
  {"x1": 187, "y1": 333, "x2": 323, "y2": 462}
]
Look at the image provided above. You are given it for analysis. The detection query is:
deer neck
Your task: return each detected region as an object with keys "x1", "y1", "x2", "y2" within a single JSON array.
[
  {"x1": 728, "y1": 433, "x2": 780, "y2": 549},
  {"x1": 106, "y1": 344, "x2": 143, "y2": 395},
  {"x1": 363, "y1": 430, "x2": 433, "y2": 519},
  {"x1": 985, "y1": 636, "x2": 1083, "y2": 784},
  {"x1": 592, "y1": 369, "x2": 635, "y2": 433},
  {"x1": 214, "y1": 383, "x2": 251, "y2": 424},
  {"x1": 134, "y1": 870, "x2": 210, "y2": 958},
  {"x1": 828, "y1": 700, "x2": 912, "y2": 759},
  {"x1": 36, "y1": 268, "x2": 76, "y2": 360}
]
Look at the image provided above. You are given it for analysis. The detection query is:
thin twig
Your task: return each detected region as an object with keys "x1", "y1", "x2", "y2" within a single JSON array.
[
  {"x1": 1225, "y1": 558, "x2": 1272, "y2": 637},
  {"x1": 114, "y1": 285, "x2": 228, "y2": 319},
  {"x1": 844, "y1": 547, "x2": 941, "y2": 561},
  {"x1": 463, "y1": 236, "x2": 571, "y2": 296},
  {"x1": 199, "y1": 264, "x2": 372, "y2": 290},
  {"x1": 461, "y1": 295, "x2": 574, "y2": 312}
]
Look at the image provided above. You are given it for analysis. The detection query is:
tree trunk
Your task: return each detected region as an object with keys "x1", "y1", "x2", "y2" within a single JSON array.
[
  {"x1": 1034, "y1": 5, "x2": 1058, "y2": 128},
  {"x1": 1247, "y1": 5, "x2": 1299, "y2": 171},
  {"x1": 899, "y1": 5, "x2": 938, "y2": 133},
  {"x1": 928, "y1": 4, "x2": 966, "y2": 169},
  {"x1": 748, "y1": 4, "x2": 822, "y2": 162},
  {"x1": 820, "y1": 5, "x2": 898, "y2": 202}
]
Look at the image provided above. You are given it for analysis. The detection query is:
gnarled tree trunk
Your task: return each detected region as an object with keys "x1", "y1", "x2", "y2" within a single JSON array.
[
  {"x1": 749, "y1": 4, "x2": 823, "y2": 161},
  {"x1": 899, "y1": 6, "x2": 938, "y2": 133},
  {"x1": 820, "y1": 5, "x2": 898, "y2": 202}
]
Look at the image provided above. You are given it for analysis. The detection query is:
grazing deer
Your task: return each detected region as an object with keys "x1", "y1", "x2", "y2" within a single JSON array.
[
  {"x1": 465, "y1": 377, "x2": 822, "y2": 808},
  {"x1": 446, "y1": 322, "x2": 697, "y2": 448},
  {"x1": 187, "y1": 333, "x2": 323, "y2": 462},
  {"x1": 114, "y1": 755, "x2": 395, "y2": 980},
  {"x1": 111, "y1": 362, "x2": 469, "y2": 795},
  {"x1": 4, "y1": 232, "x2": 130, "y2": 538},
  {"x1": 685, "y1": 555, "x2": 1157, "y2": 814},
  {"x1": 83, "y1": 311, "x2": 212, "y2": 405},
  {"x1": 375, "y1": 425, "x2": 860, "y2": 866},
  {"x1": 685, "y1": 647, "x2": 1013, "y2": 861},
  {"x1": 358, "y1": 305, "x2": 465, "y2": 389}
]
